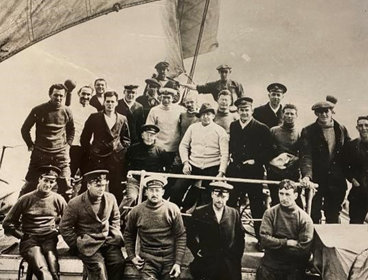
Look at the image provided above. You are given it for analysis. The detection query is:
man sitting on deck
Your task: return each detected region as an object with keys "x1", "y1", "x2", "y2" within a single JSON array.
[
  {"x1": 257, "y1": 179, "x2": 314, "y2": 280},
  {"x1": 3, "y1": 165, "x2": 67, "y2": 280}
]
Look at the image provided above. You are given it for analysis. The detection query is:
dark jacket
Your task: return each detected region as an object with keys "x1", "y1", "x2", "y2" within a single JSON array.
[
  {"x1": 253, "y1": 103, "x2": 283, "y2": 128},
  {"x1": 197, "y1": 79, "x2": 244, "y2": 101},
  {"x1": 300, "y1": 120, "x2": 350, "y2": 190},
  {"x1": 228, "y1": 118, "x2": 275, "y2": 178},
  {"x1": 116, "y1": 99, "x2": 145, "y2": 144},
  {"x1": 80, "y1": 111, "x2": 130, "y2": 158},
  {"x1": 344, "y1": 138, "x2": 368, "y2": 190},
  {"x1": 89, "y1": 95, "x2": 104, "y2": 111},
  {"x1": 187, "y1": 204, "x2": 245, "y2": 280},
  {"x1": 60, "y1": 191, "x2": 123, "y2": 257}
]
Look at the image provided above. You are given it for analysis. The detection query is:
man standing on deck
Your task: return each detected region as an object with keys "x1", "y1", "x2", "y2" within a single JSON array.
[
  {"x1": 21, "y1": 83, "x2": 75, "y2": 200},
  {"x1": 3, "y1": 165, "x2": 67, "y2": 280},
  {"x1": 257, "y1": 179, "x2": 314, "y2": 280},
  {"x1": 90, "y1": 78, "x2": 107, "y2": 111}
]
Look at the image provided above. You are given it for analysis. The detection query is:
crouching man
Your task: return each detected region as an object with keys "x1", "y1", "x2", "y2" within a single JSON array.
[
  {"x1": 187, "y1": 181, "x2": 245, "y2": 280},
  {"x1": 3, "y1": 165, "x2": 67, "y2": 280},
  {"x1": 257, "y1": 179, "x2": 314, "y2": 280},
  {"x1": 124, "y1": 175, "x2": 186, "y2": 280},
  {"x1": 60, "y1": 170, "x2": 125, "y2": 280}
]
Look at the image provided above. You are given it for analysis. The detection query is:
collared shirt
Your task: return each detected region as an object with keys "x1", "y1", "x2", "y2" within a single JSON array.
[
  {"x1": 239, "y1": 117, "x2": 252, "y2": 129},
  {"x1": 179, "y1": 122, "x2": 229, "y2": 173},
  {"x1": 69, "y1": 102, "x2": 96, "y2": 146}
]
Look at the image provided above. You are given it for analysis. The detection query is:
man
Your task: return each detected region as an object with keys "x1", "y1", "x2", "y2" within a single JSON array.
[
  {"x1": 170, "y1": 103, "x2": 229, "y2": 207},
  {"x1": 213, "y1": 89, "x2": 238, "y2": 134},
  {"x1": 268, "y1": 104, "x2": 302, "y2": 207},
  {"x1": 90, "y1": 78, "x2": 107, "y2": 111},
  {"x1": 146, "y1": 87, "x2": 185, "y2": 167},
  {"x1": 68, "y1": 86, "x2": 97, "y2": 177},
  {"x1": 300, "y1": 99, "x2": 350, "y2": 223},
  {"x1": 179, "y1": 92, "x2": 199, "y2": 139},
  {"x1": 253, "y1": 83, "x2": 287, "y2": 128},
  {"x1": 21, "y1": 83, "x2": 75, "y2": 200},
  {"x1": 227, "y1": 97, "x2": 274, "y2": 243},
  {"x1": 81, "y1": 91, "x2": 130, "y2": 204},
  {"x1": 187, "y1": 181, "x2": 245, "y2": 280},
  {"x1": 184, "y1": 64, "x2": 244, "y2": 105},
  {"x1": 136, "y1": 78, "x2": 161, "y2": 121},
  {"x1": 344, "y1": 115, "x2": 368, "y2": 223},
  {"x1": 60, "y1": 170, "x2": 125, "y2": 280},
  {"x1": 124, "y1": 175, "x2": 186, "y2": 280},
  {"x1": 257, "y1": 179, "x2": 314, "y2": 280},
  {"x1": 116, "y1": 84, "x2": 145, "y2": 144},
  {"x1": 119, "y1": 124, "x2": 170, "y2": 226},
  {"x1": 3, "y1": 165, "x2": 67, "y2": 280},
  {"x1": 152, "y1": 61, "x2": 181, "y2": 102}
]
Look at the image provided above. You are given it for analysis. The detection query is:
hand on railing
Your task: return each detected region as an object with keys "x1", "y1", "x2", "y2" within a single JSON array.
[{"x1": 299, "y1": 177, "x2": 318, "y2": 190}]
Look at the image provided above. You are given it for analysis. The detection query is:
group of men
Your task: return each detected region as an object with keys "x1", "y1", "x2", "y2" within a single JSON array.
[{"x1": 4, "y1": 60, "x2": 368, "y2": 279}]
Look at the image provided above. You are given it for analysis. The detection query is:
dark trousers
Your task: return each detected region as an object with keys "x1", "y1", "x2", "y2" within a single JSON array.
[
  {"x1": 348, "y1": 187, "x2": 368, "y2": 224},
  {"x1": 69, "y1": 145, "x2": 88, "y2": 177},
  {"x1": 20, "y1": 235, "x2": 59, "y2": 280},
  {"x1": 168, "y1": 165, "x2": 220, "y2": 209},
  {"x1": 79, "y1": 244, "x2": 125, "y2": 280},
  {"x1": 311, "y1": 187, "x2": 346, "y2": 223},
  {"x1": 140, "y1": 251, "x2": 174, "y2": 280},
  {"x1": 256, "y1": 265, "x2": 305, "y2": 280}
]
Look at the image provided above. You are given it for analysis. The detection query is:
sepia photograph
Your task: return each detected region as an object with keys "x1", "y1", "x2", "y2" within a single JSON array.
[{"x1": 0, "y1": 0, "x2": 368, "y2": 279}]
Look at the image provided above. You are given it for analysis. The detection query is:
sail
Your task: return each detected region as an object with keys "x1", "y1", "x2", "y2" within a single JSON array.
[
  {"x1": 0, "y1": 0, "x2": 159, "y2": 63},
  {"x1": 162, "y1": 0, "x2": 220, "y2": 77}
]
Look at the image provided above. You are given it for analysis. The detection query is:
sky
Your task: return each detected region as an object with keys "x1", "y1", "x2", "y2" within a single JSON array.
[{"x1": 0, "y1": 0, "x2": 368, "y2": 181}]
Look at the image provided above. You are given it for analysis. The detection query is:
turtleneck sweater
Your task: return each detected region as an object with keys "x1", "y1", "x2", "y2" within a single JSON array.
[
  {"x1": 124, "y1": 199, "x2": 186, "y2": 265},
  {"x1": 3, "y1": 189, "x2": 67, "y2": 237},
  {"x1": 260, "y1": 203, "x2": 314, "y2": 270},
  {"x1": 318, "y1": 120, "x2": 336, "y2": 159},
  {"x1": 21, "y1": 101, "x2": 75, "y2": 152},
  {"x1": 214, "y1": 110, "x2": 238, "y2": 134},
  {"x1": 270, "y1": 123, "x2": 300, "y2": 155}
]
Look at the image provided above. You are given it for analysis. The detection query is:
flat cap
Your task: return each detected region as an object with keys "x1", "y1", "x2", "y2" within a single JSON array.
[
  {"x1": 141, "y1": 124, "x2": 160, "y2": 134},
  {"x1": 84, "y1": 170, "x2": 109, "y2": 182},
  {"x1": 267, "y1": 83, "x2": 287, "y2": 94},
  {"x1": 216, "y1": 64, "x2": 232, "y2": 71},
  {"x1": 142, "y1": 175, "x2": 168, "y2": 188},
  {"x1": 124, "y1": 85, "x2": 139, "y2": 90},
  {"x1": 311, "y1": 101, "x2": 334, "y2": 111},
  {"x1": 155, "y1": 61, "x2": 169, "y2": 70},
  {"x1": 145, "y1": 78, "x2": 161, "y2": 88},
  {"x1": 209, "y1": 181, "x2": 234, "y2": 191},
  {"x1": 196, "y1": 103, "x2": 216, "y2": 117},
  {"x1": 234, "y1": 96, "x2": 253, "y2": 107},
  {"x1": 159, "y1": 87, "x2": 177, "y2": 96},
  {"x1": 38, "y1": 165, "x2": 61, "y2": 178}
]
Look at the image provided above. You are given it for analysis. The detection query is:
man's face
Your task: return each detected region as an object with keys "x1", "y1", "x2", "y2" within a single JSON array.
[
  {"x1": 161, "y1": 94, "x2": 173, "y2": 107},
  {"x1": 278, "y1": 188, "x2": 298, "y2": 208},
  {"x1": 87, "y1": 177, "x2": 108, "y2": 198},
  {"x1": 219, "y1": 69, "x2": 230, "y2": 81},
  {"x1": 268, "y1": 91, "x2": 284, "y2": 108},
  {"x1": 315, "y1": 108, "x2": 333, "y2": 125},
  {"x1": 147, "y1": 84, "x2": 159, "y2": 97},
  {"x1": 157, "y1": 67, "x2": 169, "y2": 80},
  {"x1": 104, "y1": 96, "x2": 118, "y2": 113},
  {"x1": 184, "y1": 100, "x2": 196, "y2": 112},
  {"x1": 357, "y1": 119, "x2": 368, "y2": 139},
  {"x1": 125, "y1": 89, "x2": 137, "y2": 103},
  {"x1": 95, "y1": 80, "x2": 106, "y2": 96},
  {"x1": 145, "y1": 186, "x2": 164, "y2": 205},
  {"x1": 283, "y1": 108, "x2": 297, "y2": 125},
  {"x1": 217, "y1": 95, "x2": 231, "y2": 112},
  {"x1": 50, "y1": 88, "x2": 65, "y2": 106},
  {"x1": 142, "y1": 131, "x2": 157, "y2": 146},
  {"x1": 37, "y1": 176, "x2": 57, "y2": 194},
  {"x1": 79, "y1": 87, "x2": 93, "y2": 106},
  {"x1": 200, "y1": 111, "x2": 215, "y2": 126},
  {"x1": 211, "y1": 189, "x2": 229, "y2": 210},
  {"x1": 238, "y1": 105, "x2": 253, "y2": 122}
]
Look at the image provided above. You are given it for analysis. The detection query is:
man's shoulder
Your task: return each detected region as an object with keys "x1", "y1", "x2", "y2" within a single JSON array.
[
  {"x1": 254, "y1": 103, "x2": 268, "y2": 112},
  {"x1": 163, "y1": 199, "x2": 181, "y2": 212},
  {"x1": 104, "y1": 192, "x2": 118, "y2": 203},
  {"x1": 68, "y1": 192, "x2": 85, "y2": 207},
  {"x1": 116, "y1": 112, "x2": 128, "y2": 122}
]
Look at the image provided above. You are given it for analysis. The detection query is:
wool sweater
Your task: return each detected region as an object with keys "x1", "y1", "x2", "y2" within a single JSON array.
[
  {"x1": 260, "y1": 204, "x2": 314, "y2": 270},
  {"x1": 179, "y1": 111, "x2": 199, "y2": 139},
  {"x1": 124, "y1": 200, "x2": 186, "y2": 265},
  {"x1": 214, "y1": 110, "x2": 238, "y2": 134},
  {"x1": 3, "y1": 190, "x2": 67, "y2": 238},
  {"x1": 270, "y1": 123, "x2": 300, "y2": 155},
  {"x1": 21, "y1": 101, "x2": 75, "y2": 153}
]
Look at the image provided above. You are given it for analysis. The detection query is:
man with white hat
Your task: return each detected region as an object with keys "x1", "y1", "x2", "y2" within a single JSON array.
[
  {"x1": 187, "y1": 181, "x2": 245, "y2": 280},
  {"x1": 60, "y1": 169, "x2": 125, "y2": 280},
  {"x1": 124, "y1": 174, "x2": 186, "y2": 280},
  {"x1": 3, "y1": 165, "x2": 67, "y2": 280},
  {"x1": 300, "y1": 98, "x2": 350, "y2": 223}
]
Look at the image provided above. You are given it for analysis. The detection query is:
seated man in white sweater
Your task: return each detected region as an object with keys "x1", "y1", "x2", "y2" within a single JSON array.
[
  {"x1": 257, "y1": 179, "x2": 314, "y2": 280},
  {"x1": 169, "y1": 103, "x2": 229, "y2": 208}
]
